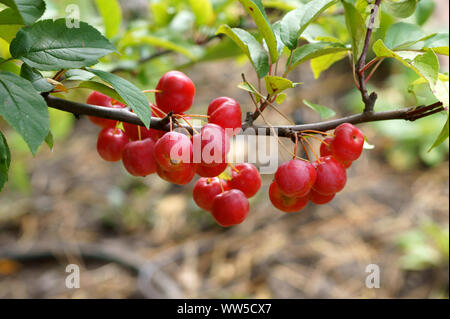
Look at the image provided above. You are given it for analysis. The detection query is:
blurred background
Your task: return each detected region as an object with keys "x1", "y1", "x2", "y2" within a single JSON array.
[{"x1": 0, "y1": 0, "x2": 448, "y2": 298}]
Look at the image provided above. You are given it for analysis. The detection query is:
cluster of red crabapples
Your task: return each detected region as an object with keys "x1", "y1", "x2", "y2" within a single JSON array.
[
  {"x1": 270, "y1": 123, "x2": 365, "y2": 213},
  {"x1": 88, "y1": 70, "x2": 259, "y2": 226},
  {"x1": 87, "y1": 70, "x2": 365, "y2": 227}
]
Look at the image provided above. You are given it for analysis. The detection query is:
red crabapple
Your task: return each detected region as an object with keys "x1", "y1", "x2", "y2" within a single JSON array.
[
  {"x1": 122, "y1": 138, "x2": 157, "y2": 177},
  {"x1": 123, "y1": 122, "x2": 165, "y2": 141},
  {"x1": 196, "y1": 162, "x2": 228, "y2": 178},
  {"x1": 193, "y1": 177, "x2": 229, "y2": 211},
  {"x1": 155, "y1": 71, "x2": 195, "y2": 114},
  {"x1": 97, "y1": 127, "x2": 129, "y2": 162},
  {"x1": 309, "y1": 189, "x2": 335, "y2": 205},
  {"x1": 269, "y1": 182, "x2": 309, "y2": 213},
  {"x1": 228, "y1": 163, "x2": 261, "y2": 198},
  {"x1": 331, "y1": 123, "x2": 364, "y2": 162},
  {"x1": 312, "y1": 156, "x2": 347, "y2": 195},
  {"x1": 208, "y1": 97, "x2": 242, "y2": 136},
  {"x1": 154, "y1": 132, "x2": 193, "y2": 171},
  {"x1": 211, "y1": 189, "x2": 250, "y2": 227},
  {"x1": 192, "y1": 123, "x2": 230, "y2": 167},
  {"x1": 274, "y1": 159, "x2": 317, "y2": 197},
  {"x1": 156, "y1": 163, "x2": 196, "y2": 185},
  {"x1": 320, "y1": 137, "x2": 334, "y2": 157},
  {"x1": 87, "y1": 92, "x2": 125, "y2": 128}
]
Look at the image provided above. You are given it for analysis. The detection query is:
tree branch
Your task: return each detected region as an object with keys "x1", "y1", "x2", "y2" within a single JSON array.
[
  {"x1": 356, "y1": 0, "x2": 382, "y2": 113},
  {"x1": 43, "y1": 94, "x2": 444, "y2": 138}
]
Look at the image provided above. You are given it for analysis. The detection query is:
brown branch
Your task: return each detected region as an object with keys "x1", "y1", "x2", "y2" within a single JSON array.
[
  {"x1": 43, "y1": 94, "x2": 444, "y2": 138},
  {"x1": 356, "y1": 0, "x2": 382, "y2": 113}
]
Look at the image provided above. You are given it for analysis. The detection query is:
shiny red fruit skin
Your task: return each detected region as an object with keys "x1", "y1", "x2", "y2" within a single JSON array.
[
  {"x1": 208, "y1": 97, "x2": 242, "y2": 136},
  {"x1": 97, "y1": 128, "x2": 129, "y2": 162},
  {"x1": 87, "y1": 92, "x2": 125, "y2": 128},
  {"x1": 211, "y1": 189, "x2": 250, "y2": 227},
  {"x1": 228, "y1": 163, "x2": 261, "y2": 198},
  {"x1": 196, "y1": 162, "x2": 228, "y2": 178},
  {"x1": 122, "y1": 139, "x2": 157, "y2": 177},
  {"x1": 154, "y1": 132, "x2": 193, "y2": 171},
  {"x1": 274, "y1": 159, "x2": 317, "y2": 197},
  {"x1": 156, "y1": 163, "x2": 196, "y2": 185},
  {"x1": 331, "y1": 123, "x2": 364, "y2": 162},
  {"x1": 269, "y1": 182, "x2": 309, "y2": 213},
  {"x1": 155, "y1": 71, "x2": 195, "y2": 114},
  {"x1": 123, "y1": 122, "x2": 165, "y2": 141},
  {"x1": 193, "y1": 177, "x2": 229, "y2": 211},
  {"x1": 313, "y1": 156, "x2": 347, "y2": 195},
  {"x1": 320, "y1": 137, "x2": 334, "y2": 157},
  {"x1": 192, "y1": 123, "x2": 230, "y2": 167},
  {"x1": 310, "y1": 189, "x2": 335, "y2": 205}
]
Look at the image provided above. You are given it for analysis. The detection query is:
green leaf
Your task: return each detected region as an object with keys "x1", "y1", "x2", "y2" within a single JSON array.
[
  {"x1": 415, "y1": 0, "x2": 435, "y2": 26},
  {"x1": 303, "y1": 99, "x2": 336, "y2": 120},
  {"x1": 287, "y1": 42, "x2": 348, "y2": 74},
  {"x1": 384, "y1": 0, "x2": 418, "y2": 18},
  {"x1": 10, "y1": 19, "x2": 116, "y2": 71},
  {"x1": 119, "y1": 33, "x2": 198, "y2": 60},
  {"x1": 20, "y1": 63, "x2": 54, "y2": 92},
  {"x1": 310, "y1": 50, "x2": 348, "y2": 79},
  {"x1": 384, "y1": 22, "x2": 427, "y2": 50},
  {"x1": 428, "y1": 115, "x2": 449, "y2": 152},
  {"x1": 216, "y1": 25, "x2": 269, "y2": 78},
  {"x1": 87, "y1": 69, "x2": 151, "y2": 128},
  {"x1": 373, "y1": 40, "x2": 439, "y2": 86},
  {"x1": 342, "y1": 0, "x2": 366, "y2": 64},
  {"x1": 78, "y1": 80, "x2": 125, "y2": 105},
  {"x1": 238, "y1": 0, "x2": 278, "y2": 63},
  {"x1": 65, "y1": 69, "x2": 96, "y2": 81},
  {"x1": 237, "y1": 81, "x2": 258, "y2": 94},
  {"x1": 275, "y1": 93, "x2": 287, "y2": 104},
  {"x1": 279, "y1": 0, "x2": 337, "y2": 50},
  {"x1": 0, "y1": 71, "x2": 49, "y2": 154},
  {"x1": 44, "y1": 130, "x2": 53, "y2": 150},
  {"x1": 264, "y1": 76, "x2": 295, "y2": 95},
  {"x1": 0, "y1": 25, "x2": 22, "y2": 42},
  {"x1": 424, "y1": 33, "x2": 449, "y2": 56},
  {"x1": 0, "y1": 0, "x2": 46, "y2": 26},
  {"x1": 0, "y1": 58, "x2": 20, "y2": 74},
  {"x1": 94, "y1": 0, "x2": 122, "y2": 39},
  {"x1": 188, "y1": 0, "x2": 214, "y2": 25},
  {"x1": 0, "y1": 130, "x2": 11, "y2": 191}
]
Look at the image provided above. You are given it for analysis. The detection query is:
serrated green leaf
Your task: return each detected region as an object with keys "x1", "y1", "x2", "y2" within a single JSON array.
[
  {"x1": 384, "y1": 0, "x2": 418, "y2": 18},
  {"x1": 0, "y1": 71, "x2": 49, "y2": 154},
  {"x1": 342, "y1": 0, "x2": 366, "y2": 64},
  {"x1": 310, "y1": 50, "x2": 348, "y2": 79},
  {"x1": 20, "y1": 63, "x2": 54, "y2": 92},
  {"x1": 0, "y1": 25, "x2": 22, "y2": 42},
  {"x1": 78, "y1": 80, "x2": 125, "y2": 105},
  {"x1": 189, "y1": 0, "x2": 214, "y2": 25},
  {"x1": 87, "y1": 69, "x2": 151, "y2": 128},
  {"x1": 279, "y1": 0, "x2": 337, "y2": 50},
  {"x1": 0, "y1": 0, "x2": 46, "y2": 26},
  {"x1": 238, "y1": 0, "x2": 278, "y2": 63},
  {"x1": 428, "y1": 115, "x2": 449, "y2": 152},
  {"x1": 384, "y1": 22, "x2": 427, "y2": 50},
  {"x1": 0, "y1": 130, "x2": 11, "y2": 191},
  {"x1": 10, "y1": 19, "x2": 116, "y2": 71},
  {"x1": 287, "y1": 42, "x2": 348, "y2": 74},
  {"x1": 424, "y1": 33, "x2": 449, "y2": 56},
  {"x1": 303, "y1": 99, "x2": 336, "y2": 120},
  {"x1": 415, "y1": 0, "x2": 435, "y2": 26},
  {"x1": 264, "y1": 76, "x2": 294, "y2": 95},
  {"x1": 94, "y1": 0, "x2": 122, "y2": 39},
  {"x1": 216, "y1": 25, "x2": 269, "y2": 78},
  {"x1": 44, "y1": 130, "x2": 53, "y2": 150},
  {"x1": 373, "y1": 40, "x2": 439, "y2": 87}
]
